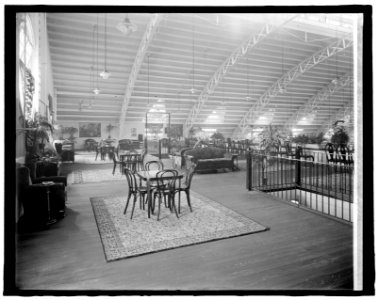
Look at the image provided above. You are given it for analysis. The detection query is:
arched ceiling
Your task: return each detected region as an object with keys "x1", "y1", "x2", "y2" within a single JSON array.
[{"x1": 46, "y1": 12, "x2": 355, "y2": 138}]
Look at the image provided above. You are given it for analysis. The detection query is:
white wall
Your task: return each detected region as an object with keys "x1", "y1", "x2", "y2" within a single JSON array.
[{"x1": 120, "y1": 122, "x2": 145, "y2": 140}]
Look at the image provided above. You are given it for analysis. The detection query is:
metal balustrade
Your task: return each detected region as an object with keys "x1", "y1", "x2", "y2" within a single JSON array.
[{"x1": 246, "y1": 151, "x2": 354, "y2": 222}]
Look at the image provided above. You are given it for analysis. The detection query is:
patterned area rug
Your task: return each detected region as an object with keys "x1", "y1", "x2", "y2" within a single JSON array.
[
  {"x1": 90, "y1": 191, "x2": 269, "y2": 262},
  {"x1": 71, "y1": 155, "x2": 175, "y2": 184},
  {"x1": 72, "y1": 151, "x2": 113, "y2": 164},
  {"x1": 72, "y1": 168, "x2": 125, "y2": 184}
]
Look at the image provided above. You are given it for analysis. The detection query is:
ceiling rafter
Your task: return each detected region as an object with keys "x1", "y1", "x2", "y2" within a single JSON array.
[
  {"x1": 232, "y1": 34, "x2": 353, "y2": 138},
  {"x1": 118, "y1": 13, "x2": 163, "y2": 139},
  {"x1": 284, "y1": 72, "x2": 353, "y2": 128},
  {"x1": 183, "y1": 20, "x2": 294, "y2": 136}
]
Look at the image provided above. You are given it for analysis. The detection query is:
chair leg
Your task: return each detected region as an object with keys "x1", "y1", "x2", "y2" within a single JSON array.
[
  {"x1": 178, "y1": 190, "x2": 181, "y2": 214},
  {"x1": 164, "y1": 194, "x2": 169, "y2": 209},
  {"x1": 123, "y1": 192, "x2": 132, "y2": 214},
  {"x1": 130, "y1": 194, "x2": 137, "y2": 219},
  {"x1": 141, "y1": 193, "x2": 145, "y2": 210},
  {"x1": 151, "y1": 192, "x2": 157, "y2": 213},
  {"x1": 157, "y1": 194, "x2": 161, "y2": 221},
  {"x1": 186, "y1": 189, "x2": 193, "y2": 212},
  {"x1": 170, "y1": 193, "x2": 179, "y2": 218}
]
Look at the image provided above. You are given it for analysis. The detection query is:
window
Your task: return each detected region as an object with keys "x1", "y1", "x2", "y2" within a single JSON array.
[
  {"x1": 19, "y1": 14, "x2": 35, "y2": 68},
  {"x1": 18, "y1": 14, "x2": 35, "y2": 119}
]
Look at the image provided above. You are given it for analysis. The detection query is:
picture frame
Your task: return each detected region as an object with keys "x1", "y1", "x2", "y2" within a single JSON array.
[{"x1": 79, "y1": 122, "x2": 101, "y2": 137}]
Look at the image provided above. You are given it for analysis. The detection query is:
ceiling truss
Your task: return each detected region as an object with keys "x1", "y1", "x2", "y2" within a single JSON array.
[
  {"x1": 232, "y1": 34, "x2": 353, "y2": 138},
  {"x1": 118, "y1": 13, "x2": 163, "y2": 138},
  {"x1": 284, "y1": 73, "x2": 353, "y2": 128},
  {"x1": 183, "y1": 16, "x2": 298, "y2": 136}
]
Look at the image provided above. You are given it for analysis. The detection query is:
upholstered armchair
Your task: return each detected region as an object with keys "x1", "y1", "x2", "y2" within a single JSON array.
[{"x1": 17, "y1": 165, "x2": 66, "y2": 228}]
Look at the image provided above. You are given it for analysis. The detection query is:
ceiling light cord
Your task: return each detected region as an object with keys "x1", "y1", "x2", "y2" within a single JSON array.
[
  {"x1": 96, "y1": 14, "x2": 99, "y2": 88},
  {"x1": 246, "y1": 55, "x2": 249, "y2": 100},
  {"x1": 91, "y1": 24, "x2": 96, "y2": 95},
  {"x1": 192, "y1": 15, "x2": 195, "y2": 92},
  {"x1": 104, "y1": 13, "x2": 107, "y2": 70}
]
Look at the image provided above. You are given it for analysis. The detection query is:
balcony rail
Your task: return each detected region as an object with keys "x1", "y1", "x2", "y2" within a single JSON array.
[{"x1": 246, "y1": 151, "x2": 354, "y2": 222}]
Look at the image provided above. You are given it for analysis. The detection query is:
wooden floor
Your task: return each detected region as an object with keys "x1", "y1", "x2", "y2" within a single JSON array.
[{"x1": 15, "y1": 160, "x2": 353, "y2": 292}]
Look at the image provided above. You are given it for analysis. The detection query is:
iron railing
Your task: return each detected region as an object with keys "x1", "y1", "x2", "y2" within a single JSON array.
[{"x1": 246, "y1": 151, "x2": 354, "y2": 222}]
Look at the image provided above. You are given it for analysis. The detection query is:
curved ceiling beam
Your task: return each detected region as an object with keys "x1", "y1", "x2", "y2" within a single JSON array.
[
  {"x1": 183, "y1": 15, "x2": 297, "y2": 136},
  {"x1": 232, "y1": 34, "x2": 353, "y2": 138},
  {"x1": 118, "y1": 13, "x2": 163, "y2": 139},
  {"x1": 284, "y1": 72, "x2": 353, "y2": 128}
]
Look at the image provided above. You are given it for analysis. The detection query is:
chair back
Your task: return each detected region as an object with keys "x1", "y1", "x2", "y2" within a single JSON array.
[
  {"x1": 325, "y1": 143, "x2": 335, "y2": 162},
  {"x1": 156, "y1": 169, "x2": 179, "y2": 192},
  {"x1": 118, "y1": 139, "x2": 133, "y2": 152},
  {"x1": 113, "y1": 151, "x2": 120, "y2": 163},
  {"x1": 124, "y1": 154, "x2": 138, "y2": 171},
  {"x1": 124, "y1": 168, "x2": 138, "y2": 193},
  {"x1": 17, "y1": 166, "x2": 32, "y2": 189},
  {"x1": 183, "y1": 165, "x2": 196, "y2": 189},
  {"x1": 145, "y1": 160, "x2": 164, "y2": 171}
]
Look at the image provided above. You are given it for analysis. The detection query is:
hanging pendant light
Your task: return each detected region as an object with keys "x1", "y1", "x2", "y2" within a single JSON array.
[
  {"x1": 190, "y1": 15, "x2": 196, "y2": 94},
  {"x1": 116, "y1": 13, "x2": 137, "y2": 36},
  {"x1": 147, "y1": 53, "x2": 150, "y2": 108},
  {"x1": 278, "y1": 44, "x2": 286, "y2": 94},
  {"x1": 93, "y1": 16, "x2": 101, "y2": 95},
  {"x1": 100, "y1": 13, "x2": 111, "y2": 79}
]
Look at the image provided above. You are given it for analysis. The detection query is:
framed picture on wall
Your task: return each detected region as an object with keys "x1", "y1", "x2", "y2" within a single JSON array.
[
  {"x1": 79, "y1": 122, "x2": 101, "y2": 137},
  {"x1": 131, "y1": 127, "x2": 137, "y2": 137}
]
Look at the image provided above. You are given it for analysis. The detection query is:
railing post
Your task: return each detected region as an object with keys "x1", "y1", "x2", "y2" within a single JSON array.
[
  {"x1": 158, "y1": 139, "x2": 162, "y2": 159},
  {"x1": 246, "y1": 151, "x2": 252, "y2": 191},
  {"x1": 296, "y1": 146, "x2": 301, "y2": 187}
]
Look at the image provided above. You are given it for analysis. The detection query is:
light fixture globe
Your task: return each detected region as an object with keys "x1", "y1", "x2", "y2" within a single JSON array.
[
  {"x1": 100, "y1": 70, "x2": 111, "y2": 79},
  {"x1": 116, "y1": 16, "x2": 137, "y2": 35}
]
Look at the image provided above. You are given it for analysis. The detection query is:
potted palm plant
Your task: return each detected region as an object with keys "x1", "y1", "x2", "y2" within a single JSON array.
[
  {"x1": 330, "y1": 121, "x2": 350, "y2": 146},
  {"x1": 258, "y1": 124, "x2": 285, "y2": 155},
  {"x1": 106, "y1": 123, "x2": 116, "y2": 139}
]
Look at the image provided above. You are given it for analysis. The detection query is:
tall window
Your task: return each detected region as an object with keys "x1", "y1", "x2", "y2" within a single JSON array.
[
  {"x1": 19, "y1": 14, "x2": 34, "y2": 68},
  {"x1": 18, "y1": 14, "x2": 35, "y2": 119}
]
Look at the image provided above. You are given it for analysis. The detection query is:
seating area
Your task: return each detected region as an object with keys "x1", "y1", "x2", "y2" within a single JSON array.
[
  {"x1": 16, "y1": 162, "x2": 67, "y2": 229},
  {"x1": 10, "y1": 9, "x2": 372, "y2": 296}
]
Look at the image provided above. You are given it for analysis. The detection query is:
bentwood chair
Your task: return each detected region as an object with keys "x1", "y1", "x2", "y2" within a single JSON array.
[
  {"x1": 124, "y1": 168, "x2": 150, "y2": 219},
  {"x1": 136, "y1": 151, "x2": 147, "y2": 171},
  {"x1": 144, "y1": 160, "x2": 164, "y2": 171},
  {"x1": 153, "y1": 169, "x2": 179, "y2": 221},
  {"x1": 123, "y1": 153, "x2": 138, "y2": 172},
  {"x1": 112, "y1": 152, "x2": 125, "y2": 175},
  {"x1": 174, "y1": 165, "x2": 196, "y2": 214}
]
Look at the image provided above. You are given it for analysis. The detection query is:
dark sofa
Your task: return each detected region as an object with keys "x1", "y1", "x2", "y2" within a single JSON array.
[{"x1": 182, "y1": 147, "x2": 238, "y2": 173}]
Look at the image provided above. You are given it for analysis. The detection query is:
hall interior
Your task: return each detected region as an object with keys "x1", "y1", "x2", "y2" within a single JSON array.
[{"x1": 9, "y1": 8, "x2": 370, "y2": 294}]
